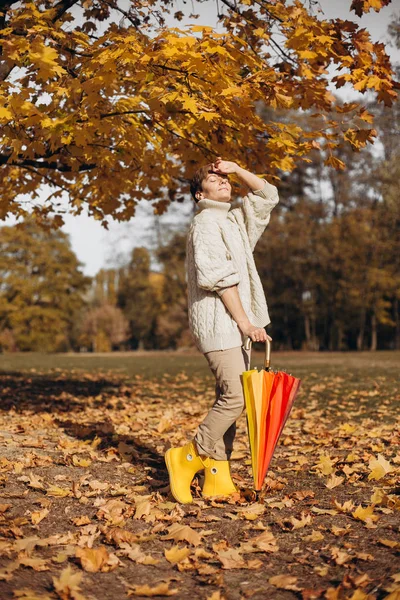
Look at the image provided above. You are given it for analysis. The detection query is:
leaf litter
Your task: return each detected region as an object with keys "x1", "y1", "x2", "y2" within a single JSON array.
[{"x1": 0, "y1": 359, "x2": 399, "y2": 599}]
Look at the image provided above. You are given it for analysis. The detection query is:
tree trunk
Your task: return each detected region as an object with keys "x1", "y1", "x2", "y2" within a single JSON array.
[
  {"x1": 370, "y1": 312, "x2": 377, "y2": 351},
  {"x1": 337, "y1": 323, "x2": 344, "y2": 351},
  {"x1": 304, "y1": 314, "x2": 311, "y2": 347},
  {"x1": 394, "y1": 297, "x2": 400, "y2": 350},
  {"x1": 357, "y1": 308, "x2": 366, "y2": 351}
]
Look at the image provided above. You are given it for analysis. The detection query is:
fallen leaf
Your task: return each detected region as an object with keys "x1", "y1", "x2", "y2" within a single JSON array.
[
  {"x1": 302, "y1": 530, "x2": 324, "y2": 542},
  {"x1": 378, "y1": 538, "x2": 400, "y2": 549},
  {"x1": 217, "y1": 548, "x2": 246, "y2": 569},
  {"x1": 127, "y1": 582, "x2": 178, "y2": 597},
  {"x1": 46, "y1": 485, "x2": 71, "y2": 498},
  {"x1": 164, "y1": 523, "x2": 202, "y2": 547},
  {"x1": 13, "y1": 588, "x2": 54, "y2": 599},
  {"x1": 331, "y1": 546, "x2": 352, "y2": 565},
  {"x1": 75, "y1": 545, "x2": 110, "y2": 572},
  {"x1": 325, "y1": 474, "x2": 344, "y2": 489},
  {"x1": 164, "y1": 546, "x2": 191, "y2": 564},
  {"x1": 352, "y1": 505, "x2": 379, "y2": 525},
  {"x1": 269, "y1": 574, "x2": 301, "y2": 591},
  {"x1": 52, "y1": 565, "x2": 87, "y2": 600},
  {"x1": 368, "y1": 454, "x2": 393, "y2": 480},
  {"x1": 31, "y1": 508, "x2": 49, "y2": 525},
  {"x1": 19, "y1": 556, "x2": 50, "y2": 571},
  {"x1": 289, "y1": 512, "x2": 312, "y2": 529}
]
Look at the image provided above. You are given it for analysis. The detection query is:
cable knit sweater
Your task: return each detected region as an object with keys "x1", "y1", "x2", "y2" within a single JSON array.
[{"x1": 186, "y1": 180, "x2": 279, "y2": 353}]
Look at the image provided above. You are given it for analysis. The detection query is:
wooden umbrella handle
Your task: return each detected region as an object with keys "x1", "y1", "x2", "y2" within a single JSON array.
[{"x1": 244, "y1": 337, "x2": 272, "y2": 371}]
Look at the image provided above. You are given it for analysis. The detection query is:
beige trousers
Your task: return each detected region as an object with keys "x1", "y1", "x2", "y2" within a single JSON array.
[{"x1": 194, "y1": 345, "x2": 251, "y2": 461}]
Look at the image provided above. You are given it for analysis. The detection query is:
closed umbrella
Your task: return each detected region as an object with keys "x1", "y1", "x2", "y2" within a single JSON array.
[{"x1": 242, "y1": 338, "x2": 301, "y2": 491}]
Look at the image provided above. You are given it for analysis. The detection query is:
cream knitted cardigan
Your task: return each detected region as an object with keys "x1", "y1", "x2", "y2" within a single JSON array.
[{"x1": 186, "y1": 180, "x2": 279, "y2": 354}]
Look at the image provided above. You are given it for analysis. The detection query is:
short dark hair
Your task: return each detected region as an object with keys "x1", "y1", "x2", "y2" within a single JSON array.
[{"x1": 190, "y1": 164, "x2": 213, "y2": 202}]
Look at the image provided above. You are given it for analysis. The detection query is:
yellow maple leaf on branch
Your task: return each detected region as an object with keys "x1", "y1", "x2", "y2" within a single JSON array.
[{"x1": 0, "y1": 0, "x2": 397, "y2": 225}]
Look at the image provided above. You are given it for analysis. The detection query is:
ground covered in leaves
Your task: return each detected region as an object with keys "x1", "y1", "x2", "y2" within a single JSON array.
[{"x1": 0, "y1": 351, "x2": 399, "y2": 600}]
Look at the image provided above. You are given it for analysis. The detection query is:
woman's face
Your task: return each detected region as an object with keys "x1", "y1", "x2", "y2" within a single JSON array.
[{"x1": 198, "y1": 171, "x2": 232, "y2": 203}]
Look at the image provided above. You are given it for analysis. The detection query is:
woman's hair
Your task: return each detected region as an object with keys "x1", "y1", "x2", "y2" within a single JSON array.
[{"x1": 189, "y1": 163, "x2": 213, "y2": 203}]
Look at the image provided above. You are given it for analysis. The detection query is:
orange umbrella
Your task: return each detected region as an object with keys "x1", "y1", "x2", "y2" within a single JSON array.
[{"x1": 242, "y1": 338, "x2": 301, "y2": 492}]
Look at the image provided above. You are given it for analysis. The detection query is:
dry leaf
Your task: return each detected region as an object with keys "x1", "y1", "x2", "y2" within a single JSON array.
[
  {"x1": 164, "y1": 546, "x2": 191, "y2": 564},
  {"x1": 19, "y1": 556, "x2": 50, "y2": 571},
  {"x1": 331, "y1": 546, "x2": 352, "y2": 565},
  {"x1": 368, "y1": 454, "x2": 393, "y2": 480},
  {"x1": 289, "y1": 512, "x2": 312, "y2": 529},
  {"x1": 75, "y1": 545, "x2": 110, "y2": 573},
  {"x1": 121, "y1": 543, "x2": 159, "y2": 565},
  {"x1": 31, "y1": 507, "x2": 49, "y2": 525},
  {"x1": 302, "y1": 530, "x2": 324, "y2": 542},
  {"x1": 217, "y1": 548, "x2": 246, "y2": 569},
  {"x1": 46, "y1": 485, "x2": 70, "y2": 498},
  {"x1": 269, "y1": 574, "x2": 301, "y2": 591},
  {"x1": 52, "y1": 565, "x2": 87, "y2": 600},
  {"x1": 127, "y1": 582, "x2": 178, "y2": 597},
  {"x1": 13, "y1": 588, "x2": 54, "y2": 600},
  {"x1": 325, "y1": 474, "x2": 344, "y2": 489},
  {"x1": 352, "y1": 505, "x2": 379, "y2": 525},
  {"x1": 164, "y1": 523, "x2": 202, "y2": 547}
]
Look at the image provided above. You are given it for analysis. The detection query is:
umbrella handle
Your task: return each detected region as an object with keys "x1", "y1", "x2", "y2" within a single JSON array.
[{"x1": 244, "y1": 337, "x2": 271, "y2": 370}]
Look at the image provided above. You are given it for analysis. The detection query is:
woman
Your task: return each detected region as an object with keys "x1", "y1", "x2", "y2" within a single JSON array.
[{"x1": 165, "y1": 158, "x2": 279, "y2": 503}]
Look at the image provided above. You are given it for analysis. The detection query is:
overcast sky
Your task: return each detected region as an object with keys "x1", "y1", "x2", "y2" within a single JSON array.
[{"x1": 5, "y1": 0, "x2": 400, "y2": 275}]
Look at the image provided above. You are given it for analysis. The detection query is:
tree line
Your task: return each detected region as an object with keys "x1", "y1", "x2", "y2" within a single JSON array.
[{"x1": 1, "y1": 92, "x2": 398, "y2": 352}]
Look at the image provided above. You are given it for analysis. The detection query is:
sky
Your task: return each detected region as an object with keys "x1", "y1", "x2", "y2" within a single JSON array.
[{"x1": 4, "y1": 0, "x2": 400, "y2": 276}]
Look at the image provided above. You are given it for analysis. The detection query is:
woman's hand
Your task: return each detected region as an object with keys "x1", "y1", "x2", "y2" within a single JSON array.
[
  {"x1": 240, "y1": 323, "x2": 272, "y2": 344},
  {"x1": 212, "y1": 157, "x2": 238, "y2": 175}
]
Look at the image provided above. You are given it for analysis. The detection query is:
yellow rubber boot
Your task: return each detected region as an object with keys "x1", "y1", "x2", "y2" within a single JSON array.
[
  {"x1": 202, "y1": 459, "x2": 238, "y2": 498},
  {"x1": 165, "y1": 441, "x2": 210, "y2": 504}
]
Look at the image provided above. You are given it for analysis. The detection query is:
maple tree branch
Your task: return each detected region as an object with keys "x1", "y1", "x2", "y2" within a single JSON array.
[
  {"x1": 20, "y1": 164, "x2": 72, "y2": 196},
  {"x1": 155, "y1": 122, "x2": 212, "y2": 155},
  {"x1": 101, "y1": 0, "x2": 141, "y2": 31},
  {"x1": 151, "y1": 63, "x2": 213, "y2": 85},
  {"x1": 219, "y1": 0, "x2": 296, "y2": 65},
  {"x1": 1, "y1": 154, "x2": 96, "y2": 172}
]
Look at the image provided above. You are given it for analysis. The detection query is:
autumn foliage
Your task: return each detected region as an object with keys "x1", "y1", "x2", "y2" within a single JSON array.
[{"x1": 0, "y1": 0, "x2": 398, "y2": 226}]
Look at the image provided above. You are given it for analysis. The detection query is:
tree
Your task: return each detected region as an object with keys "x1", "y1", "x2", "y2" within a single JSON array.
[
  {"x1": 0, "y1": 0, "x2": 397, "y2": 226},
  {"x1": 155, "y1": 232, "x2": 192, "y2": 349},
  {"x1": 79, "y1": 303, "x2": 129, "y2": 352},
  {"x1": 117, "y1": 247, "x2": 161, "y2": 349},
  {"x1": 0, "y1": 220, "x2": 90, "y2": 351}
]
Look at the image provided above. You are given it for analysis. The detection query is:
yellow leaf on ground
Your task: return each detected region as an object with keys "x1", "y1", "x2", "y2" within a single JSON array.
[
  {"x1": 121, "y1": 543, "x2": 159, "y2": 565},
  {"x1": 352, "y1": 505, "x2": 379, "y2": 524},
  {"x1": 315, "y1": 454, "x2": 335, "y2": 475},
  {"x1": 52, "y1": 565, "x2": 87, "y2": 600},
  {"x1": 269, "y1": 574, "x2": 301, "y2": 591},
  {"x1": 302, "y1": 530, "x2": 324, "y2": 542},
  {"x1": 326, "y1": 474, "x2": 344, "y2": 489},
  {"x1": 13, "y1": 588, "x2": 54, "y2": 600},
  {"x1": 127, "y1": 582, "x2": 178, "y2": 597},
  {"x1": 331, "y1": 546, "x2": 351, "y2": 565},
  {"x1": 164, "y1": 524, "x2": 202, "y2": 547},
  {"x1": 75, "y1": 545, "x2": 109, "y2": 572},
  {"x1": 46, "y1": 485, "x2": 70, "y2": 497},
  {"x1": 164, "y1": 546, "x2": 191, "y2": 564},
  {"x1": 217, "y1": 548, "x2": 246, "y2": 570},
  {"x1": 378, "y1": 538, "x2": 400, "y2": 549},
  {"x1": 31, "y1": 508, "x2": 49, "y2": 525},
  {"x1": 368, "y1": 454, "x2": 393, "y2": 480},
  {"x1": 290, "y1": 512, "x2": 312, "y2": 529},
  {"x1": 19, "y1": 557, "x2": 50, "y2": 571}
]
